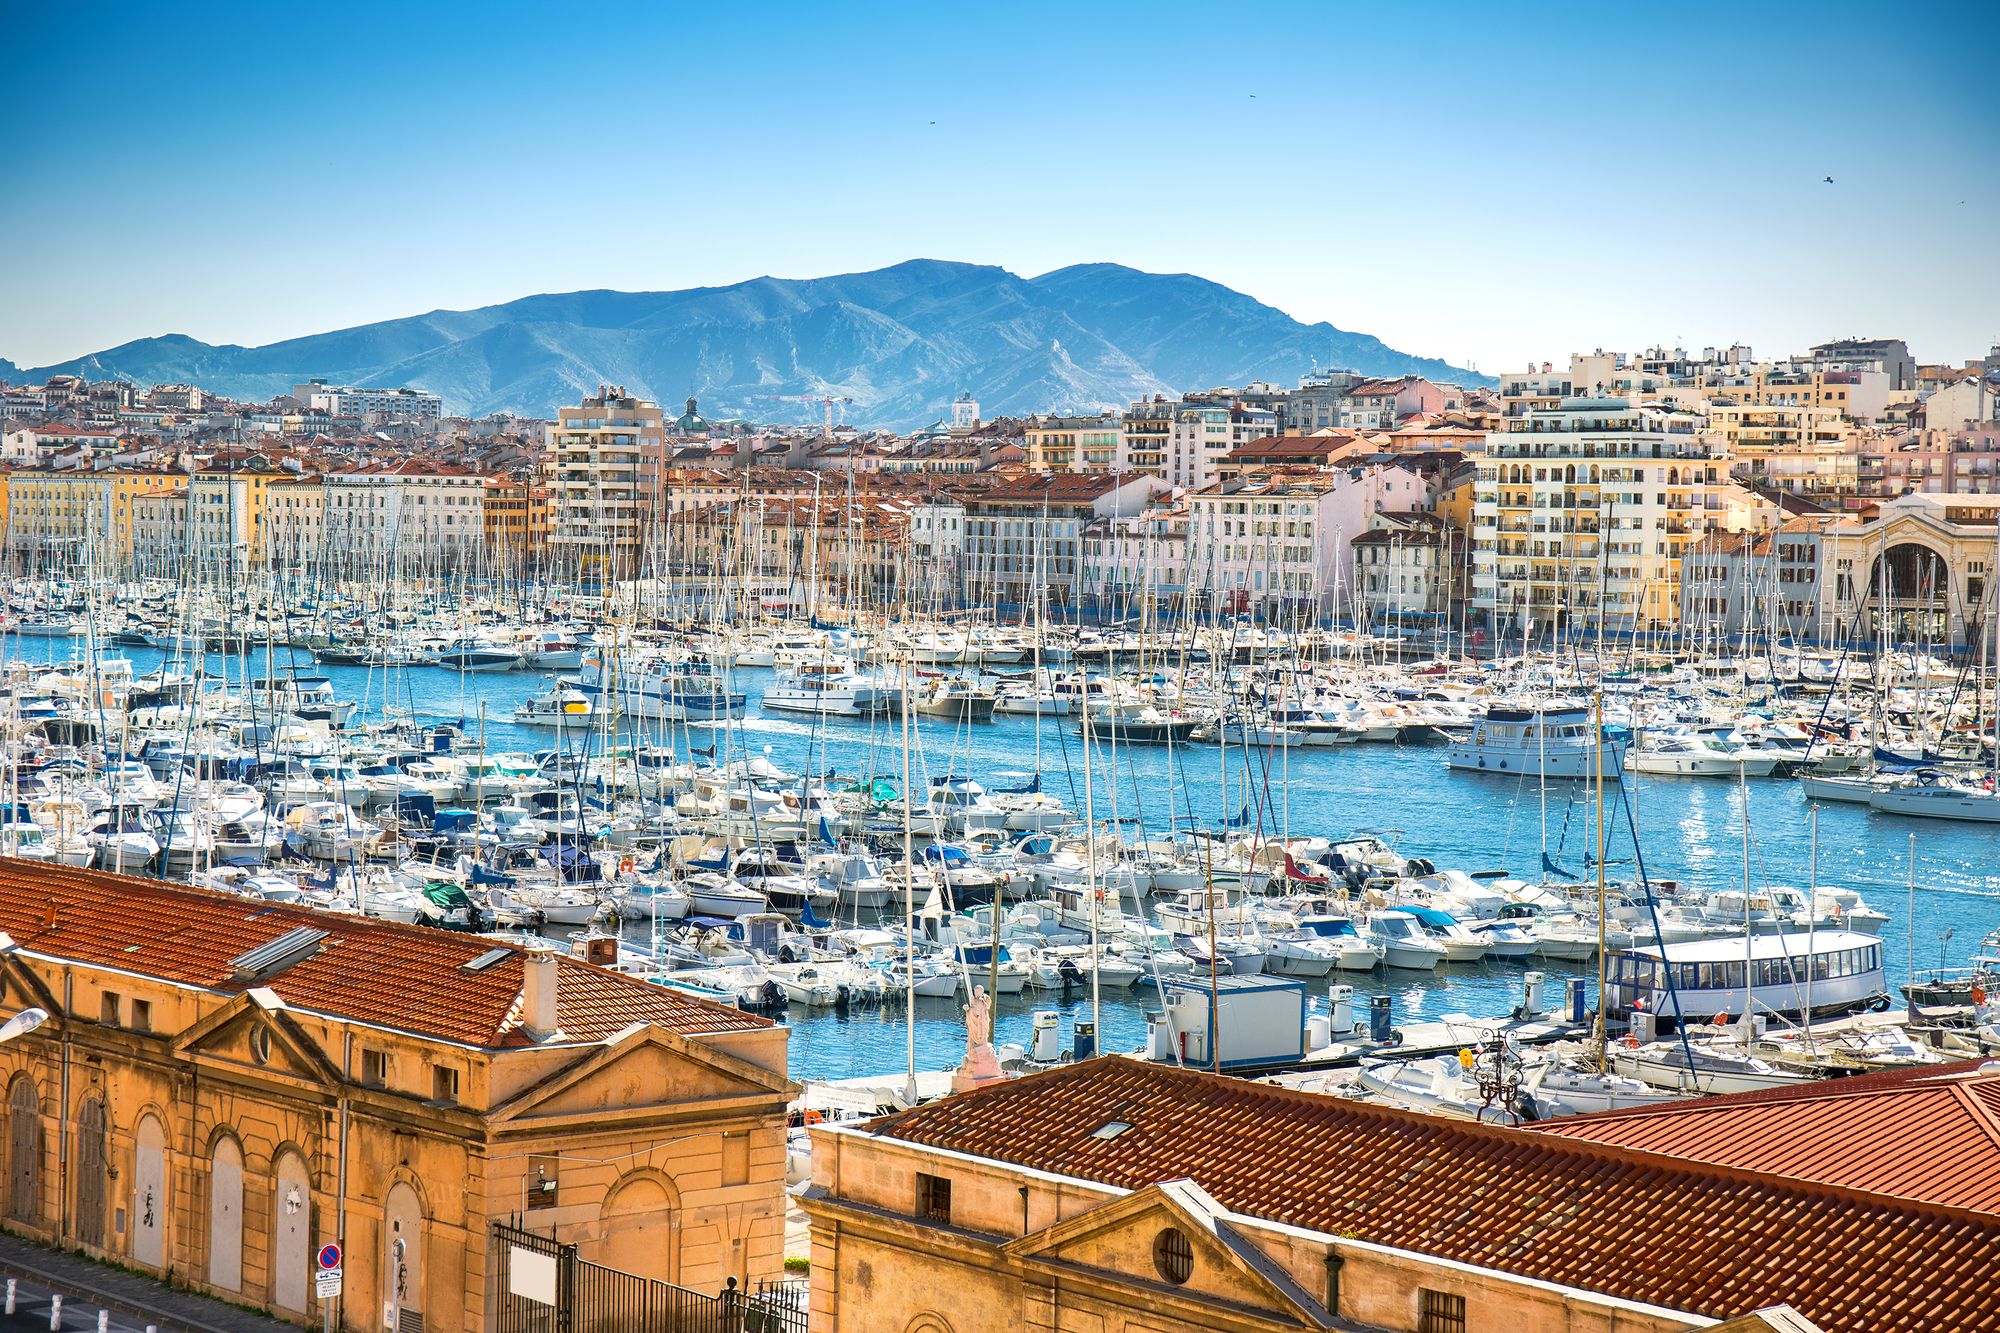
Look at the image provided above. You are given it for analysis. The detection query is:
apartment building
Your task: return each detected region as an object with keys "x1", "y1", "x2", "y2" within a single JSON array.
[
  {"x1": 1472, "y1": 398, "x2": 1720, "y2": 635},
  {"x1": 262, "y1": 476, "x2": 325, "y2": 568},
  {"x1": 292, "y1": 380, "x2": 444, "y2": 421},
  {"x1": 961, "y1": 473, "x2": 1168, "y2": 609},
  {"x1": 1342, "y1": 376, "x2": 1447, "y2": 430},
  {"x1": 1024, "y1": 414, "x2": 1122, "y2": 473},
  {"x1": 1166, "y1": 403, "x2": 1278, "y2": 491},
  {"x1": 1351, "y1": 510, "x2": 1465, "y2": 621},
  {"x1": 4, "y1": 469, "x2": 189, "y2": 569},
  {"x1": 321, "y1": 462, "x2": 490, "y2": 571},
  {"x1": 1119, "y1": 398, "x2": 1172, "y2": 474},
  {"x1": 1080, "y1": 501, "x2": 1189, "y2": 616},
  {"x1": 1678, "y1": 518, "x2": 1835, "y2": 642},
  {"x1": 550, "y1": 387, "x2": 666, "y2": 576},
  {"x1": 1186, "y1": 463, "x2": 1427, "y2": 617}
]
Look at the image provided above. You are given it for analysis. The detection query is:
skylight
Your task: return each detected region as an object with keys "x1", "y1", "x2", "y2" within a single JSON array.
[{"x1": 1090, "y1": 1119, "x2": 1133, "y2": 1141}]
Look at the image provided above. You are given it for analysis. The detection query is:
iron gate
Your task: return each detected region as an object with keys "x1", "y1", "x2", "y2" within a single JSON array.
[{"x1": 494, "y1": 1222, "x2": 804, "y2": 1333}]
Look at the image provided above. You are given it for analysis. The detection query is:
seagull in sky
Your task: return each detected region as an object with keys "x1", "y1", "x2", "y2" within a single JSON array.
[{"x1": 1823, "y1": 176, "x2": 1835, "y2": 184}]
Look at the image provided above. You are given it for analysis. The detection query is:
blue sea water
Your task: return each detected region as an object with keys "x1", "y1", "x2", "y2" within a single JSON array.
[{"x1": 14, "y1": 640, "x2": 1998, "y2": 1083}]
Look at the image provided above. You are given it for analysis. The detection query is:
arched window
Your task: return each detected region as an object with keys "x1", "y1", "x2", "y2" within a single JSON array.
[
  {"x1": 209, "y1": 1135, "x2": 244, "y2": 1292},
  {"x1": 132, "y1": 1114, "x2": 166, "y2": 1269},
  {"x1": 73, "y1": 1095, "x2": 106, "y2": 1249},
  {"x1": 592, "y1": 1171, "x2": 682, "y2": 1285},
  {"x1": 7, "y1": 1075, "x2": 39, "y2": 1225},
  {"x1": 384, "y1": 1182, "x2": 425, "y2": 1329},
  {"x1": 272, "y1": 1149, "x2": 313, "y2": 1313}
]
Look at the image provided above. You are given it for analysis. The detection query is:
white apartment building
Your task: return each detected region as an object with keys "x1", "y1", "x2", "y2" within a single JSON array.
[
  {"x1": 1186, "y1": 463, "x2": 1428, "y2": 617},
  {"x1": 1166, "y1": 403, "x2": 1278, "y2": 491},
  {"x1": 1080, "y1": 503, "x2": 1188, "y2": 615},
  {"x1": 906, "y1": 499, "x2": 967, "y2": 604},
  {"x1": 550, "y1": 387, "x2": 666, "y2": 574},
  {"x1": 185, "y1": 473, "x2": 256, "y2": 573},
  {"x1": 321, "y1": 463, "x2": 489, "y2": 571},
  {"x1": 1472, "y1": 397, "x2": 1720, "y2": 635},
  {"x1": 292, "y1": 381, "x2": 444, "y2": 421}
]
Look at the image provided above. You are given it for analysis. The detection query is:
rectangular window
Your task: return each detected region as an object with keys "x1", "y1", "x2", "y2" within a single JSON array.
[
  {"x1": 100, "y1": 992, "x2": 121, "y2": 1026},
  {"x1": 722, "y1": 1132, "x2": 750, "y2": 1185},
  {"x1": 362, "y1": 1048, "x2": 390, "y2": 1088},
  {"x1": 130, "y1": 999, "x2": 152, "y2": 1033},
  {"x1": 1420, "y1": 1290, "x2": 1467, "y2": 1333},
  {"x1": 431, "y1": 1066, "x2": 459, "y2": 1105},
  {"x1": 915, "y1": 1172, "x2": 952, "y2": 1224}
]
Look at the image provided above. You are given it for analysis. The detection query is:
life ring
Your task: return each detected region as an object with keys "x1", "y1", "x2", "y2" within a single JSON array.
[
  {"x1": 1972, "y1": 986, "x2": 1987, "y2": 1006},
  {"x1": 619, "y1": 857, "x2": 634, "y2": 875},
  {"x1": 1712, "y1": 1011, "x2": 1730, "y2": 1028},
  {"x1": 1623, "y1": 1033, "x2": 1639, "y2": 1049},
  {"x1": 803, "y1": 1109, "x2": 823, "y2": 1125}
]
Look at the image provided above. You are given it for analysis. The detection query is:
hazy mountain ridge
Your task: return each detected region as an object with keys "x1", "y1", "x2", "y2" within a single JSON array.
[{"x1": 10, "y1": 261, "x2": 1485, "y2": 428}]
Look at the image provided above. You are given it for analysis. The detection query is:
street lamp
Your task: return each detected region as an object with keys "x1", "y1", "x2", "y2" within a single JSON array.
[{"x1": 0, "y1": 1009, "x2": 48, "y2": 1044}]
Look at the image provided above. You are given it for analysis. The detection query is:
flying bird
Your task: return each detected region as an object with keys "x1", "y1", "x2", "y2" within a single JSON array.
[{"x1": 1823, "y1": 176, "x2": 1835, "y2": 184}]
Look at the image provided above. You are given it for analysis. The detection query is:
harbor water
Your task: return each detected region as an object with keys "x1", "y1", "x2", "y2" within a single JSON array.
[{"x1": 18, "y1": 640, "x2": 1998, "y2": 1084}]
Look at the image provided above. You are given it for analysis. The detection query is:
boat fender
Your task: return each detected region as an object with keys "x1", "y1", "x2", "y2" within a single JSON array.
[
  {"x1": 620, "y1": 857, "x2": 634, "y2": 875},
  {"x1": 1387, "y1": 1029, "x2": 1405, "y2": 1047},
  {"x1": 1869, "y1": 995, "x2": 1893, "y2": 1013}
]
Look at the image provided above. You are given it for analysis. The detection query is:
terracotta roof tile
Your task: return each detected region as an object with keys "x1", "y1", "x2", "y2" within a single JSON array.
[
  {"x1": 0, "y1": 858, "x2": 767, "y2": 1047},
  {"x1": 1535, "y1": 1057, "x2": 2000, "y2": 1211},
  {"x1": 868, "y1": 1056, "x2": 2000, "y2": 1333}
]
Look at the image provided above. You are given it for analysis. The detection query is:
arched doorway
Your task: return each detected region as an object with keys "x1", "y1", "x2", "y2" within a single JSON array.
[
  {"x1": 1867, "y1": 542, "x2": 1952, "y2": 641},
  {"x1": 383, "y1": 1182, "x2": 425, "y2": 1330},
  {"x1": 73, "y1": 1096, "x2": 106, "y2": 1249},
  {"x1": 592, "y1": 1172, "x2": 680, "y2": 1284},
  {"x1": 131, "y1": 1114, "x2": 166, "y2": 1268},
  {"x1": 271, "y1": 1150, "x2": 312, "y2": 1314},
  {"x1": 7, "y1": 1076, "x2": 38, "y2": 1225},
  {"x1": 208, "y1": 1136, "x2": 244, "y2": 1292}
]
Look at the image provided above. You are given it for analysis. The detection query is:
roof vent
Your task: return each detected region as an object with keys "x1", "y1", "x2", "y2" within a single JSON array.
[{"x1": 227, "y1": 926, "x2": 328, "y2": 980}]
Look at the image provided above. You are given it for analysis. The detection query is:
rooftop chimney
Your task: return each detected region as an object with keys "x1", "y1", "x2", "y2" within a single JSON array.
[{"x1": 522, "y1": 954, "x2": 561, "y2": 1040}]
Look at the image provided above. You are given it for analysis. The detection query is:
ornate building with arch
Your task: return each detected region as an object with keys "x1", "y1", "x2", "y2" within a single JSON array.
[
  {"x1": 1820, "y1": 492, "x2": 2000, "y2": 650},
  {"x1": 0, "y1": 862, "x2": 792, "y2": 1330}
]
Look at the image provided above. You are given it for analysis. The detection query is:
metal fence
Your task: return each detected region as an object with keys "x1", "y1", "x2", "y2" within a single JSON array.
[{"x1": 493, "y1": 1222, "x2": 807, "y2": 1333}]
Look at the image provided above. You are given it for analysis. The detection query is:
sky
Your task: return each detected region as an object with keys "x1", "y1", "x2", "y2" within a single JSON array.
[{"x1": 3, "y1": 0, "x2": 1996, "y2": 375}]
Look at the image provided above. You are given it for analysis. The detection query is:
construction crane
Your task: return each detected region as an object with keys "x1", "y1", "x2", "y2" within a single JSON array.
[
  {"x1": 798, "y1": 394, "x2": 855, "y2": 438},
  {"x1": 744, "y1": 393, "x2": 855, "y2": 436}
]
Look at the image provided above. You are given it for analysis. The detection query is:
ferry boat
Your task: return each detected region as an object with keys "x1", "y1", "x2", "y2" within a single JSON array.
[
  {"x1": 1602, "y1": 930, "x2": 1887, "y2": 1028},
  {"x1": 1445, "y1": 706, "x2": 1622, "y2": 779}
]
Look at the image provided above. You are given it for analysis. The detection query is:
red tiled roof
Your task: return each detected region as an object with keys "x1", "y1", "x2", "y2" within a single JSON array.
[
  {"x1": 1535, "y1": 1057, "x2": 2000, "y2": 1211},
  {"x1": 869, "y1": 1055, "x2": 2000, "y2": 1333},
  {"x1": 0, "y1": 859, "x2": 767, "y2": 1047}
]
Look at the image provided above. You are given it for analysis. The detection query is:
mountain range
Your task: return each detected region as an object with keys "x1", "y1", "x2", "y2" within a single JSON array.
[{"x1": 6, "y1": 261, "x2": 1484, "y2": 430}]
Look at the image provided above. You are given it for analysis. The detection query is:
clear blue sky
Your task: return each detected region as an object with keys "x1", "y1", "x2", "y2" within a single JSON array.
[{"x1": 3, "y1": 0, "x2": 1995, "y2": 373}]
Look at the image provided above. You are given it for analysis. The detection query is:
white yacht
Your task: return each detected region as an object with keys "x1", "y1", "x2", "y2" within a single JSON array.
[
  {"x1": 1865, "y1": 768, "x2": 2000, "y2": 822},
  {"x1": 763, "y1": 664, "x2": 901, "y2": 718},
  {"x1": 1446, "y1": 706, "x2": 1621, "y2": 780}
]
